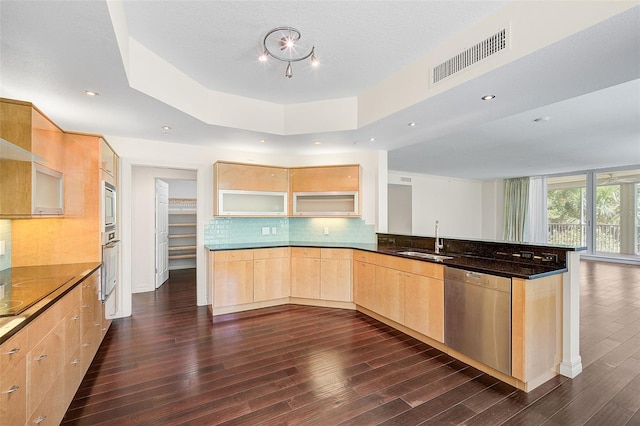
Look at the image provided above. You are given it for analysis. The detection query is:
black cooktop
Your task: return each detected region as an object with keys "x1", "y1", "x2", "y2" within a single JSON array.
[{"x1": 0, "y1": 273, "x2": 75, "y2": 317}]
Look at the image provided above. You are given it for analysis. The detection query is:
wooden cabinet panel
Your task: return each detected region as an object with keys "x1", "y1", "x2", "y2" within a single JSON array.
[
  {"x1": 353, "y1": 260, "x2": 375, "y2": 310},
  {"x1": 254, "y1": 256, "x2": 290, "y2": 302},
  {"x1": 215, "y1": 162, "x2": 289, "y2": 191},
  {"x1": 0, "y1": 356, "x2": 26, "y2": 425},
  {"x1": 375, "y1": 266, "x2": 405, "y2": 324},
  {"x1": 214, "y1": 254, "x2": 254, "y2": 308},
  {"x1": 511, "y1": 275, "x2": 562, "y2": 383},
  {"x1": 404, "y1": 274, "x2": 444, "y2": 342},
  {"x1": 27, "y1": 320, "x2": 65, "y2": 416},
  {"x1": 32, "y1": 108, "x2": 65, "y2": 171},
  {"x1": 64, "y1": 348, "x2": 83, "y2": 409},
  {"x1": 0, "y1": 100, "x2": 66, "y2": 217},
  {"x1": 290, "y1": 165, "x2": 360, "y2": 192},
  {"x1": 100, "y1": 137, "x2": 117, "y2": 184},
  {"x1": 320, "y1": 249, "x2": 352, "y2": 302},
  {"x1": 291, "y1": 256, "x2": 321, "y2": 299}
]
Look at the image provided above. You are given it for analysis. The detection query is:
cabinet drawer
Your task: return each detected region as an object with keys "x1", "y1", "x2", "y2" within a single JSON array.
[
  {"x1": 0, "y1": 356, "x2": 27, "y2": 426},
  {"x1": 0, "y1": 329, "x2": 27, "y2": 372},
  {"x1": 290, "y1": 247, "x2": 321, "y2": 258},
  {"x1": 253, "y1": 247, "x2": 289, "y2": 260},
  {"x1": 214, "y1": 249, "x2": 253, "y2": 262},
  {"x1": 321, "y1": 248, "x2": 352, "y2": 260},
  {"x1": 353, "y1": 250, "x2": 379, "y2": 264}
]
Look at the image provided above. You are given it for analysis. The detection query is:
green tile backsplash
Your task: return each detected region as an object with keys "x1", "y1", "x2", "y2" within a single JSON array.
[{"x1": 204, "y1": 217, "x2": 375, "y2": 245}]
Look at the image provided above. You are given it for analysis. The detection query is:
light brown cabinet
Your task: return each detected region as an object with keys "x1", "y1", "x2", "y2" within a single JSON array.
[
  {"x1": 366, "y1": 253, "x2": 445, "y2": 342},
  {"x1": 213, "y1": 250, "x2": 254, "y2": 308},
  {"x1": 254, "y1": 247, "x2": 290, "y2": 302},
  {"x1": 213, "y1": 161, "x2": 361, "y2": 217},
  {"x1": 214, "y1": 161, "x2": 288, "y2": 216},
  {"x1": 290, "y1": 165, "x2": 360, "y2": 192},
  {"x1": 320, "y1": 248, "x2": 352, "y2": 302},
  {"x1": 0, "y1": 332, "x2": 27, "y2": 425},
  {"x1": 290, "y1": 165, "x2": 361, "y2": 216},
  {"x1": 100, "y1": 137, "x2": 118, "y2": 185},
  {"x1": 0, "y1": 99, "x2": 65, "y2": 217},
  {"x1": 353, "y1": 251, "x2": 377, "y2": 311},
  {"x1": 290, "y1": 247, "x2": 321, "y2": 299}
]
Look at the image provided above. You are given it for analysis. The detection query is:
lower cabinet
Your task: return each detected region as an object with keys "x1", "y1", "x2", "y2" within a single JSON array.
[
  {"x1": 404, "y1": 274, "x2": 444, "y2": 343},
  {"x1": 0, "y1": 268, "x2": 108, "y2": 425},
  {"x1": 254, "y1": 248, "x2": 290, "y2": 302},
  {"x1": 320, "y1": 249, "x2": 352, "y2": 302},
  {"x1": 375, "y1": 266, "x2": 405, "y2": 324},
  {"x1": 290, "y1": 248, "x2": 321, "y2": 299},
  {"x1": 213, "y1": 250, "x2": 254, "y2": 308}
]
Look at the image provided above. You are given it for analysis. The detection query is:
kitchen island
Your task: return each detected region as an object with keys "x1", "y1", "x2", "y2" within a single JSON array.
[{"x1": 206, "y1": 234, "x2": 584, "y2": 392}]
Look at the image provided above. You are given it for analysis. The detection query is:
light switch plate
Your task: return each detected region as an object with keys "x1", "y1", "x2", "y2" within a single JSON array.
[
  {"x1": 271, "y1": 227, "x2": 277, "y2": 235},
  {"x1": 0, "y1": 240, "x2": 5, "y2": 256},
  {"x1": 261, "y1": 227, "x2": 270, "y2": 235}
]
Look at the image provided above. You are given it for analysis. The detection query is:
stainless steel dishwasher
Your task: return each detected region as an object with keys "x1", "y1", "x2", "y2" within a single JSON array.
[{"x1": 444, "y1": 266, "x2": 512, "y2": 375}]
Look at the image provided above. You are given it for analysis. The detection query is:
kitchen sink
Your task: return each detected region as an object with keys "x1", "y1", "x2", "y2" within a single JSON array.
[{"x1": 396, "y1": 251, "x2": 453, "y2": 262}]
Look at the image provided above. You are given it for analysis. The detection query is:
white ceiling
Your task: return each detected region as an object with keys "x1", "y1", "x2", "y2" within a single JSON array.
[{"x1": 1, "y1": 1, "x2": 639, "y2": 180}]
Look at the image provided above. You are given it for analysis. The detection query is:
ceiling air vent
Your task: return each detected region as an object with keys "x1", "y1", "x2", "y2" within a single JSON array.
[
  {"x1": 400, "y1": 177, "x2": 412, "y2": 183},
  {"x1": 432, "y1": 28, "x2": 507, "y2": 85}
]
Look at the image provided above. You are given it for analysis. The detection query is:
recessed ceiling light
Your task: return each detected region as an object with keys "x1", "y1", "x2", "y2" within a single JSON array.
[
  {"x1": 259, "y1": 139, "x2": 265, "y2": 143},
  {"x1": 408, "y1": 122, "x2": 417, "y2": 127},
  {"x1": 314, "y1": 141, "x2": 321, "y2": 145},
  {"x1": 161, "y1": 125, "x2": 172, "y2": 130},
  {"x1": 83, "y1": 90, "x2": 99, "y2": 97},
  {"x1": 481, "y1": 94, "x2": 496, "y2": 101},
  {"x1": 369, "y1": 138, "x2": 376, "y2": 142},
  {"x1": 533, "y1": 116, "x2": 552, "y2": 122}
]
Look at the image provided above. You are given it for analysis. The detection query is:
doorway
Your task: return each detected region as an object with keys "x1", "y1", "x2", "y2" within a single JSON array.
[{"x1": 131, "y1": 167, "x2": 197, "y2": 295}]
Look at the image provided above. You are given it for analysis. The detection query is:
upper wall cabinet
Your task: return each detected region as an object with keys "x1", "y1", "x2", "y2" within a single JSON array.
[
  {"x1": 100, "y1": 138, "x2": 118, "y2": 185},
  {"x1": 214, "y1": 161, "x2": 289, "y2": 216},
  {"x1": 0, "y1": 99, "x2": 65, "y2": 217},
  {"x1": 289, "y1": 165, "x2": 361, "y2": 217}
]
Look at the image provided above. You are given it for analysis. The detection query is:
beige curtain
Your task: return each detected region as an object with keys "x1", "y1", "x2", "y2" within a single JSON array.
[{"x1": 503, "y1": 177, "x2": 530, "y2": 242}]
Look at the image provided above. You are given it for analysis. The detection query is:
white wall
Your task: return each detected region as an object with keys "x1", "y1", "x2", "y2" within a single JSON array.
[
  {"x1": 388, "y1": 170, "x2": 484, "y2": 239},
  {"x1": 131, "y1": 168, "x2": 196, "y2": 294},
  {"x1": 105, "y1": 135, "x2": 386, "y2": 318}
]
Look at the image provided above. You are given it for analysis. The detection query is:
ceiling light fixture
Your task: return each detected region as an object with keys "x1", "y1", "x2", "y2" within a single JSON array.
[
  {"x1": 369, "y1": 138, "x2": 376, "y2": 142},
  {"x1": 408, "y1": 122, "x2": 417, "y2": 127},
  {"x1": 83, "y1": 90, "x2": 99, "y2": 97},
  {"x1": 259, "y1": 27, "x2": 318, "y2": 79},
  {"x1": 481, "y1": 94, "x2": 496, "y2": 100},
  {"x1": 161, "y1": 125, "x2": 172, "y2": 130}
]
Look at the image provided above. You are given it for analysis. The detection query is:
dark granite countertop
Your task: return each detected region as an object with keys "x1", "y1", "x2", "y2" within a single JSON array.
[
  {"x1": 206, "y1": 241, "x2": 567, "y2": 279},
  {"x1": 0, "y1": 262, "x2": 101, "y2": 345}
]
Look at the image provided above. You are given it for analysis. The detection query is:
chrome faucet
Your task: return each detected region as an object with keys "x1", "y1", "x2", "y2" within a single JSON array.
[{"x1": 435, "y1": 220, "x2": 444, "y2": 253}]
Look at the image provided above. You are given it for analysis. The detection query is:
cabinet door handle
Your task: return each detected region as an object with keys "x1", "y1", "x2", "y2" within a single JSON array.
[
  {"x1": 35, "y1": 354, "x2": 47, "y2": 362},
  {"x1": 34, "y1": 415, "x2": 47, "y2": 424},
  {"x1": 4, "y1": 348, "x2": 20, "y2": 356},
  {"x1": 83, "y1": 343, "x2": 90, "y2": 347},
  {"x1": 71, "y1": 359, "x2": 80, "y2": 365},
  {"x1": 3, "y1": 385, "x2": 19, "y2": 394},
  {"x1": 82, "y1": 304, "x2": 90, "y2": 308},
  {"x1": 72, "y1": 315, "x2": 80, "y2": 320}
]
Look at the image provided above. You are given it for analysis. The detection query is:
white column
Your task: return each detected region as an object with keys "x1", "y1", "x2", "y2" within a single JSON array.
[
  {"x1": 560, "y1": 250, "x2": 582, "y2": 378},
  {"x1": 619, "y1": 183, "x2": 637, "y2": 255}
]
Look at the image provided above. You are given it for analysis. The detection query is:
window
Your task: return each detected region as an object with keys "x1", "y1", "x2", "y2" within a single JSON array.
[{"x1": 546, "y1": 168, "x2": 640, "y2": 260}]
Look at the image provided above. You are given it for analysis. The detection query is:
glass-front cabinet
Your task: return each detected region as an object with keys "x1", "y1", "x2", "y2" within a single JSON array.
[{"x1": 218, "y1": 190, "x2": 288, "y2": 216}]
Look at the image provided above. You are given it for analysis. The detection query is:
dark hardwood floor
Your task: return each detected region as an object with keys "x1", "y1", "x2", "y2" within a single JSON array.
[{"x1": 63, "y1": 261, "x2": 640, "y2": 425}]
